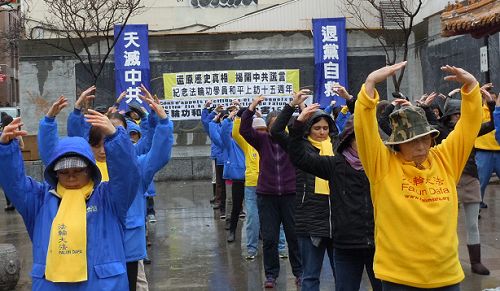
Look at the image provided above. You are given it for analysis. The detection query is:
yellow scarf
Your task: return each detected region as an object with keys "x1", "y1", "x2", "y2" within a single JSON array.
[
  {"x1": 307, "y1": 136, "x2": 334, "y2": 195},
  {"x1": 45, "y1": 181, "x2": 94, "y2": 282},
  {"x1": 96, "y1": 160, "x2": 109, "y2": 182}
]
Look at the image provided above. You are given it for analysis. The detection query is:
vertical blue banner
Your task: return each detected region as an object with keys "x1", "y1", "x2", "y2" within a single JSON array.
[
  {"x1": 114, "y1": 24, "x2": 150, "y2": 112},
  {"x1": 313, "y1": 18, "x2": 348, "y2": 108}
]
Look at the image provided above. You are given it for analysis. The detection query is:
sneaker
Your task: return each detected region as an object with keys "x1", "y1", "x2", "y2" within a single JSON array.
[
  {"x1": 220, "y1": 214, "x2": 226, "y2": 220},
  {"x1": 239, "y1": 211, "x2": 246, "y2": 218},
  {"x1": 295, "y1": 276, "x2": 302, "y2": 287},
  {"x1": 264, "y1": 277, "x2": 276, "y2": 288},
  {"x1": 480, "y1": 201, "x2": 488, "y2": 209},
  {"x1": 147, "y1": 214, "x2": 157, "y2": 223},
  {"x1": 245, "y1": 253, "x2": 256, "y2": 260},
  {"x1": 279, "y1": 251, "x2": 288, "y2": 259}
]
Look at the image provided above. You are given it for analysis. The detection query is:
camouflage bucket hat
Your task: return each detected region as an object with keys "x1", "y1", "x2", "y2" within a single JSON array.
[{"x1": 385, "y1": 106, "x2": 439, "y2": 145}]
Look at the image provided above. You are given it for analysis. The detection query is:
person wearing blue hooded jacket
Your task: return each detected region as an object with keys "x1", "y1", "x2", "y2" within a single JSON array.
[
  {"x1": 39, "y1": 95, "x2": 174, "y2": 291},
  {"x1": 220, "y1": 108, "x2": 246, "y2": 243},
  {"x1": 127, "y1": 121, "x2": 158, "y2": 224},
  {"x1": 67, "y1": 86, "x2": 155, "y2": 156},
  {"x1": 0, "y1": 107, "x2": 139, "y2": 290},
  {"x1": 201, "y1": 102, "x2": 218, "y2": 201},
  {"x1": 209, "y1": 109, "x2": 229, "y2": 219}
]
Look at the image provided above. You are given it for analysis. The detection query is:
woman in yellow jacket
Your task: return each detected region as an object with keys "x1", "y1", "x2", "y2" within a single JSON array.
[{"x1": 354, "y1": 62, "x2": 482, "y2": 290}]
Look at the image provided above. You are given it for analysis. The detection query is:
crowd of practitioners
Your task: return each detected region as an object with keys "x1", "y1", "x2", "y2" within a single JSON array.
[
  {"x1": 201, "y1": 63, "x2": 498, "y2": 290},
  {"x1": 0, "y1": 63, "x2": 498, "y2": 291}
]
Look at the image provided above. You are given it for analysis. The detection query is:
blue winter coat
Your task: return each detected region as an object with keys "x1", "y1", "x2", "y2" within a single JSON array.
[
  {"x1": 40, "y1": 116, "x2": 174, "y2": 262},
  {"x1": 66, "y1": 108, "x2": 91, "y2": 140},
  {"x1": 201, "y1": 108, "x2": 218, "y2": 160},
  {"x1": 0, "y1": 129, "x2": 139, "y2": 291},
  {"x1": 220, "y1": 118, "x2": 245, "y2": 181},
  {"x1": 208, "y1": 120, "x2": 227, "y2": 166},
  {"x1": 67, "y1": 109, "x2": 155, "y2": 155},
  {"x1": 123, "y1": 117, "x2": 173, "y2": 262},
  {"x1": 127, "y1": 121, "x2": 157, "y2": 199}
]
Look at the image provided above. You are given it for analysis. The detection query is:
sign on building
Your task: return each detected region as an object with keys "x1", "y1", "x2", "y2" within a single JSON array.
[
  {"x1": 114, "y1": 24, "x2": 151, "y2": 112},
  {"x1": 161, "y1": 69, "x2": 299, "y2": 120},
  {"x1": 313, "y1": 18, "x2": 348, "y2": 108}
]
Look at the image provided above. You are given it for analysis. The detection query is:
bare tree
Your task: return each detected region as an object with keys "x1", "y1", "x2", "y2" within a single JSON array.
[
  {"x1": 343, "y1": 0, "x2": 423, "y2": 92},
  {"x1": 26, "y1": 0, "x2": 144, "y2": 84}
]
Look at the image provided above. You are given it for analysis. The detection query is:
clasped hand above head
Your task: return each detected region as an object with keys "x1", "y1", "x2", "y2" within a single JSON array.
[{"x1": 297, "y1": 103, "x2": 320, "y2": 122}]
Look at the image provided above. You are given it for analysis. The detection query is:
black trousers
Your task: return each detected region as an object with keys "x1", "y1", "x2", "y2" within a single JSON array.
[
  {"x1": 126, "y1": 261, "x2": 138, "y2": 291},
  {"x1": 146, "y1": 197, "x2": 155, "y2": 216},
  {"x1": 215, "y1": 164, "x2": 226, "y2": 212},
  {"x1": 229, "y1": 180, "x2": 245, "y2": 231},
  {"x1": 257, "y1": 194, "x2": 302, "y2": 279}
]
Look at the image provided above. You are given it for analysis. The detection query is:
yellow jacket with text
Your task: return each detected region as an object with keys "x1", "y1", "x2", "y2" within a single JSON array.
[
  {"x1": 232, "y1": 117, "x2": 259, "y2": 187},
  {"x1": 354, "y1": 83, "x2": 482, "y2": 288}
]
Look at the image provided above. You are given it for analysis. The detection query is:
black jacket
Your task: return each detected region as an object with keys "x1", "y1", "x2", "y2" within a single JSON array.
[
  {"x1": 288, "y1": 119, "x2": 375, "y2": 248},
  {"x1": 271, "y1": 104, "x2": 338, "y2": 238}
]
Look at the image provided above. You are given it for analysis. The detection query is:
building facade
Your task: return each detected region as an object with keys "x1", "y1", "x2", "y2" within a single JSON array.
[{"x1": 17, "y1": 0, "x2": 500, "y2": 142}]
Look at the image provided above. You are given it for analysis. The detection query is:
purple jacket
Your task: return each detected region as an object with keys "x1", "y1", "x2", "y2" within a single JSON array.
[{"x1": 239, "y1": 108, "x2": 296, "y2": 195}]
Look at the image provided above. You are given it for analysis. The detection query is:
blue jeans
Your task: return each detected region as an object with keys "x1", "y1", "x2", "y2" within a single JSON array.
[
  {"x1": 475, "y1": 150, "x2": 500, "y2": 202},
  {"x1": 245, "y1": 186, "x2": 259, "y2": 255},
  {"x1": 334, "y1": 248, "x2": 381, "y2": 291},
  {"x1": 279, "y1": 224, "x2": 286, "y2": 252},
  {"x1": 298, "y1": 236, "x2": 335, "y2": 291},
  {"x1": 381, "y1": 282, "x2": 459, "y2": 291}
]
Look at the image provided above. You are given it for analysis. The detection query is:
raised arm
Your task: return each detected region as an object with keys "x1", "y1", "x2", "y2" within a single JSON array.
[
  {"x1": 0, "y1": 118, "x2": 43, "y2": 238},
  {"x1": 270, "y1": 104, "x2": 294, "y2": 149},
  {"x1": 335, "y1": 107, "x2": 350, "y2": 133},
  {"x1": 288, "y1": 104, "x2": 334, "y2": 180},
  {"x1": 136, "y1": 96, "x2": 174, "y2": 194},
  {"x1": 332, "y1": 85, "x2": 355, "y2": 113},
  {"x1": 68, "y1": 86, "x2": 95, "y2": 139},
  {"x1": 477, "y1": 89, "x2": 495, "y2": 137},
  {"x1": 354, "y1": 63, "x2": 406, "y2": 183},
  {"x1": 324, "y1": 100, "x2": 336, "y2": 115},
  {"x1": 38, "y1": 96, "x2": 68, "y2": 165},
  {"x1": 232, "y1": 111, "x2": 246, "y2": 151},
  {"x1": 240, "y1": 96, "x2": 266, "y2": 150},
  {"x1": 221, "y1": 111, "x2": 237, "y2": 150},
  {"x1": 434, "y1": 66, "x2": 482, "y2": 182},
  {"x1": 270, "y1": 89, "x2": 310, "y2": 149},
  {"x1": 209, "y1": 119, "x2": 224, "y2": 149},
  {"x1": 84, "y1": 109, "x2": 139, "y2": 219}
]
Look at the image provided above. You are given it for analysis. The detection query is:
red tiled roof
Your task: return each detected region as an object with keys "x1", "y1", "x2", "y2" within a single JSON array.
[{"x1": 441, "y1": 0, "x2": 500, "y2": 38}]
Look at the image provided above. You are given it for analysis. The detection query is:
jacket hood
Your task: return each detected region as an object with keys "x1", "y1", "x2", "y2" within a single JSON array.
[
  {"x1": 429, "y1": 97, "x2": 445, "y2": 117},
  {"x1": 127, "y1": 120, "x2": 141, "y2": 135},
  {"x1": 44, "y1": 136, "x2": 102, "y2": 187},
  {"x1": 441, "y1": 98, "x2": 461, "y2": 122},
  {"x1": 304, "y1": 110, "x2": 337, "y2": 137},
  {"x1": 125, "y1": 102, "x2": 145, "y2": 120}
]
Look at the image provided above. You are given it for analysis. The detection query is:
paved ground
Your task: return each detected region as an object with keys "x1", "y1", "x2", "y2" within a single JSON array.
[{"x1": 1, "y1": 179, "x2": 500, "y2": 290}]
